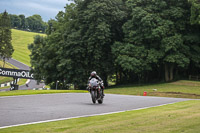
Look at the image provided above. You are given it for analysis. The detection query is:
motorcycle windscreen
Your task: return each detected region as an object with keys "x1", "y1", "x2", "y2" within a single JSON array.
[{"x1": 90, "y1": 78, "x2": 98, "y2": 87}]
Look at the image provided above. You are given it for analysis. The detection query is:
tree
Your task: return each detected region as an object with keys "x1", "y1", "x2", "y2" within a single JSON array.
[
  {"x1": 10, "y1": 14, "x2": 21, "y2": 28},
  {"x1": 189, "y1": 0, "x2": 200, "y2": 25},
  {"x1": 19, "y1": 14, "x2": 26, "y2": 29},
  {"x1": 29, "y1": 0, "x2": 200, "y2": 87},
  {"x1": 112, "y1": 0, "x2": 191, "y2": 82},
  {"x1": 186, "y1": 0, "x2": 200, "y2": 76},
  {"x1": 45, "y1": 19, "x2": 56, "y2": 35},
  {"x1": 26, "y1": 14, "x2": 47, "y2": 33},
  {"x1": 8, "y1": 14, "x2": 47, "y2": 32},
  {"x1": 0, "y1": 11, "x2": 14, "y2": 67},
  {"x1": 29, "y1": 1, "x2": 127, "y2": 89},
  {"x1": 29, "y1": 10, "x2": 68, "y2": 89},
  {"x1": 58, "y1": 0, "x2": 126, "y2": 87}
]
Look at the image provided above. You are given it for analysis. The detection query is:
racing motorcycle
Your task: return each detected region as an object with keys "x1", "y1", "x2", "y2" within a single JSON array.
[{"x1": 88, "y1": 78, "x2": 104, "y2": 104}]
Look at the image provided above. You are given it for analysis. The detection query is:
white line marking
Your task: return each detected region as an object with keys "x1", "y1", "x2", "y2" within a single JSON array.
[
  {"x1": 25, "y1": 79, "x2": 30, "y2": 84},
  {"x1": 0, "y1": 102, "x2": 178, "y2": 129}
]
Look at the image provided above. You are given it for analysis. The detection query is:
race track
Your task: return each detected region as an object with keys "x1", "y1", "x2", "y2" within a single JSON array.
[{"x1": 0, "y1": 93, "x2": 190, "y2": 128}]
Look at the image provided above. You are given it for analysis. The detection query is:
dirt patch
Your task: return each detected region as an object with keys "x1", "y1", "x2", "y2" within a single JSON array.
[
  {"x1": 149, "y1": 92, "x2": 200, "y2": 99},
  {"x1": 170, "y1": 81, "x2": 200, "y2": 87}
]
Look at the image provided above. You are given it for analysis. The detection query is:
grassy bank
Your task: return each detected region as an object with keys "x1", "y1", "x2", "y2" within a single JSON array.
[
  {"x1": 11, "y1": 29, "x2": 45, "y2": 66},
  {"x1": 105, "y1": 80, "x2": 200, "y2": 99},
  {"x1": 0, "y1": 100, "x2": 199, "y2": 133}
]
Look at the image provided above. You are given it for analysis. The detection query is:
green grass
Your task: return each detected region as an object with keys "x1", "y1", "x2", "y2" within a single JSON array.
[
  {"x1": 0, "y1": 60, "x2": 16, "y2": 84},
  {"x1": 0, "y1": 77, "x2": 13, "y2": 85},
  {"x1": 0, "y1": 100, "x2": 199, "y2": 133},
  {"x1": 18, "y1": 79, "x2": 27, "y2": 86},
  {"x1": 0, "y1": 90, "x2": 87, "y2": 96},
  {"x1": 11, "y1": 29, "x2": 45, "y2": 66},
  {"x1": 0, "y1": 79, "x2": 27, "y2": 90},
  {"x1": 105, "y1": 80, "x2": 200, "y2": 99},
  {"x1": 1, "y1": 80, "x2": 199, "y2": 99}
]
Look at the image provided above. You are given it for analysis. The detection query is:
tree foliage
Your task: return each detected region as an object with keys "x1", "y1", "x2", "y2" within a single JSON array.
[
  {"x1": 26, "y1": 15, "x2": 47, "y2": 33},
  {"x1": 29, "y1": 0, "x2": 126, "y2": 89},
  {"x1": 112, "y1": 0, "x2": 198, "y2": 82},
  {"x1": 189, "y1": 0, "x2": 200, "y2": 25},
  {"x1": 0, "y1": 11, "x2": 14, "y2": 67},
  {"x1": 29, "y1": 0, "x2": 200, "y2": 88},
  {"x1": 9, "y1": 14, "x2": 47, "y2": 33}
]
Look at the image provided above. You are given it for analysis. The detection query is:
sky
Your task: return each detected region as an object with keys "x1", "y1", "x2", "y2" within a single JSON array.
[{"x1": 0, "y1": 0, "x2": 72, "y2": 21}]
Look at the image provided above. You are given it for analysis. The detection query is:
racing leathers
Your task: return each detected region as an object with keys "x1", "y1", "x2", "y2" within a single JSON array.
[{"x1": 88, "y1": 75, "x2": 105, "y2": 96}]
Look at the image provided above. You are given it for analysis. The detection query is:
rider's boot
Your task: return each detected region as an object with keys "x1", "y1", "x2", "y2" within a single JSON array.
[
  {"x1": 100, "y1": 86, "x2": 105, "y2": 97},
  {"x1": 102, "y1": 89, "x2": 105, "y2": 97}
]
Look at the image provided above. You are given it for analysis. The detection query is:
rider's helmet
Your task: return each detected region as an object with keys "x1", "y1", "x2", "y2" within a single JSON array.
[{"x1": 91, "y1": 71, "x2": 97, "y2": 77}]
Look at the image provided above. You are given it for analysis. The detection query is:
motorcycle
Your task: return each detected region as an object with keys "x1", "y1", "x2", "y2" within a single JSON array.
[{"x1": 88, "y1": 78, "x2": 104, "y2": 104}]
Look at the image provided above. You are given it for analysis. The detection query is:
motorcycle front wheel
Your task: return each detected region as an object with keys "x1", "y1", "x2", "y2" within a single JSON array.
[
  {"x1": 97, "y1": 98, "x2": 103, "y2": 104},
  {"x1": 91, "y1": 90, "x2": 96, "y2": 104}
]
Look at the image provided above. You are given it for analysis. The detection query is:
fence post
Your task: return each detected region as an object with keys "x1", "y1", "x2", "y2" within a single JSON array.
[{"x1": 189, "y1": 75, "x2": 191, "y2": 80}]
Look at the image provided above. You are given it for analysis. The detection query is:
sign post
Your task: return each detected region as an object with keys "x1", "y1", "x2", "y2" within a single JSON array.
[
  {"x1": 0, "y1": 68, "x2": 34, "y2": 79},
  {"x1": 0, "y1": 67, "x2": 34, "y2": 90}
]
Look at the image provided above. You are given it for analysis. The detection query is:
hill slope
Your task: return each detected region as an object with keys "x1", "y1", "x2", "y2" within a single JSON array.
[{"x1": 11, "y1": 29, "x2": 45, "y2": 66}]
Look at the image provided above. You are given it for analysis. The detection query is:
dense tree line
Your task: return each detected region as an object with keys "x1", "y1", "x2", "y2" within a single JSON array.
[
  {"x1": 0, "y1": 11, "x2": 13, "y2": 67},
  {"x1": 9, "y1": 14, "x2": 47, "y2": 33},
  {"x1": 29, "y1": 0, "x2": 200, "y2": 89}
]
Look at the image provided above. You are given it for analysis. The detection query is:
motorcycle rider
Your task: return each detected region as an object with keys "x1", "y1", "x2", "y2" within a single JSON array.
[{"x1": 88, "y1": 71, "x2": 105, "y2": 96}]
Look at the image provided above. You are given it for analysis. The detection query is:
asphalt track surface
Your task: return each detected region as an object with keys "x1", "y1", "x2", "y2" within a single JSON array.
[
  {"x1": 0, "y1": 93, "x2": 190, "y2": 128},
  {"x1": 0, "y1": 58, "x2": 44, "y2": 91}
]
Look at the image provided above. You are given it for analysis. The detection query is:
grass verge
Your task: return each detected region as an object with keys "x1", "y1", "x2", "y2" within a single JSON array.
[
  {"x1": 0, "y1": 90, "x2": 87, "y2": 97},
  {"x1": 105, "y1": 80, "x2": 200, "y2": 99},
  {"x1": 11, "y1": 29, "x2": 45, "y2": 66},
  {"x1": 0, "y1": 79, "x2": 27, "y2": 90},
  {"x1": 1, "y1": 80, "x2": 199, "y2": 99},
  {"x1": 0, "y1": 100, "x2": 199, "y2": 133}
]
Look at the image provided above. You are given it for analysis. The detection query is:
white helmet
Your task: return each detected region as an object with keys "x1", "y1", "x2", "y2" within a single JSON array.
[{"x1": 91, "y1": 71, "x2": 97, "y2": 76}]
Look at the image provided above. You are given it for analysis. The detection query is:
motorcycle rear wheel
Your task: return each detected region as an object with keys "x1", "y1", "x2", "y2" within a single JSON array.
[{"x1": 97, "y1": 89, "x2": 103, "y2": 104}]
